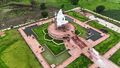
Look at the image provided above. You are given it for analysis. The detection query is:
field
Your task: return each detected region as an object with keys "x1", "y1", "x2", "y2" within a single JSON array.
[
  {"x1": 43, "y1": 0, "x2": 120, "y2": 21},
  {"x1": 1, "y1": 0, "x2": 120, "y2": 30},
  {"x1": 0, "y1": 29, "x2": 42, "y2": 68}
]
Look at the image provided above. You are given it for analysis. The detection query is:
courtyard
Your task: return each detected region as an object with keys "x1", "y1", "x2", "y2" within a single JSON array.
[
  {"x1": 17, "y1": 8, "x2": 120, "y2": 68},
  {"x1": 0, "y1": 1, "x2": 120, "y2": 67}
]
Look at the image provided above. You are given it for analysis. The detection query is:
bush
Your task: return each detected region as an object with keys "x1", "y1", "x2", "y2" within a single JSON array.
[
  {"x1": 61, "y1": 4, "x2": 64, "y2": 9},
  {"x1": 96, "y1": 5, "x2": 105, "y2": 13},
  {"x1": 31, "y1": 0, "x2": 36, "y2": 9},
  {"x1": 41, "y1": 11, "x2": 48, "y2": 18},
  {"x1": 40, "y1": 3, "x2": 46, "y2": 10},
  {"x1": 70, "y1": 0, "x2": 79, "y2": 5}
]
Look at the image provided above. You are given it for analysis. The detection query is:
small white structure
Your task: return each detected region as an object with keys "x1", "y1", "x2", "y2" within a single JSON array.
[
  {"x1": 55, "y1": 9, "x2": 68, "y2": 27},
  {"x1": 89, "y1": 48, "x2": 100, "y2": 60},
  {"x1": 89, "y1": 48, "x2": 107, "y2": 68}
]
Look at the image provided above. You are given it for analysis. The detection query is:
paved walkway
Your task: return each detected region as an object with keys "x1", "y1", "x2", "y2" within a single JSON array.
[
  {"x1": 89, "y1": 28, "x2": 120, "y2": 68},
  {"x1": 18, "y1": 13, "x2": 119, "y2": 68},
  {"x1": 65, "y1": 14, "x2": 109, "y2": 47},
  {"x1": 65, "y1": 14, "x2": 119, "y2": 68},
  {"x1": 103, "y1": 42, "x2": 120, "y2": 59},
  {"x1": 83, "y1": 11, "x2": 120, "y2": 33},
  {"x1": 19, "y1": 29, "x2": 50, "y2": 68},
  {"x1": 73, "y1": 10, "x2": 120, "y2": 68},
  {"x1": 18, "y1": 18, "x2": 53, "y2": 68},
  {"x1": 56, "y1": 32, "x2": 83, "y2": 68},
  {"x1": 90, "y1": 41, "x2": 120, "y2": 68},
  {"x1": 72, "y1": 7, "x2": 120, "y2": 34},
  {"x1": 59, "y1": 15, "x2": 113, "y2": 68},
  {"x1": 89, "y1": 55, "x2": 119, "y2": 68}
]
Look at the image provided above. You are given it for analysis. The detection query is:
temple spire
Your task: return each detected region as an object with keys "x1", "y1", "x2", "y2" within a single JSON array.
[{"x1": 55, "y1": 9, "x2": 68, "y2": 27}]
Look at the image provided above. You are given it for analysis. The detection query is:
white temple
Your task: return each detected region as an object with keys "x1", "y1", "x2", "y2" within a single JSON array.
[{"x1": 55, "y1": 9, "x2": 68, "y2": 27}]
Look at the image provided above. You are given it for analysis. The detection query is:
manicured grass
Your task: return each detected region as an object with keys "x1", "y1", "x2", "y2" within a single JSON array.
[
  {"x1": 72, "y1": 22, "x2": 87, "y2": 38},
  {"x1": 53, "y1": 39, "x2": 63, "y2": 44},
  {"x1": 110, "y1": 49, "x2": 120, "y2": 66},
  {"x1": 67, "y1": 11, "x2": 88, "y2": 22},
  {"x1": 33, "y1": 23, "x2": 66, "y2": 55},
  {"x1": 67, "y1": 54, "x2": 92, "y2": 68},
  {"x1": 45, "y1": 33, "x2": 53, "y2": 40},
  {"x1": 89, "y1": 21, "x2": 120, "y2": 55},
  {"x1": 0, "y1": 29, "x2": 42, "y2": 68},
  {"x1": 42, "y1": 46, "x2": 70, "y2": 65}
]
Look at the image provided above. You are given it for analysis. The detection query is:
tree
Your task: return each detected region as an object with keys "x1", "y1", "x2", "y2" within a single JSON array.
[
  {"x1": 61, "y1": 4, "x2": 64, "y2": 9},
  {"x1": 96, "y1": 5, "x2": 105, "y2": 13},
  {"x1": 31, "y1": 0, "x2": 36, "y2": 9},
  {"x1": 40, "y1": 3, "x2": 46, "y2": 10},
  {"x1": 41, "y1": 11, "x2": 48, "y2": 18},
  {"x1": 70, "y1": 0, "x2": 79, "y2": 5}
]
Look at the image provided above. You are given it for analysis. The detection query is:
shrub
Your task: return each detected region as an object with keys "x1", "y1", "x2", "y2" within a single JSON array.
[
  {"x1": 40, "y1": 3, "x2": 46, "y2": 10},
  {"x1": 31, "y1": 0, "x2": 36, "y2": 9},
  {"x1": 70, "y1": 0, "x2": 79, "y2": 5},
  {"x1": 96, "y1": 5, "x2": 105, "y2": 13},
  {"x1": 61, "y1": 4, "x2": 64, "y2": 9},
  {"x1": 41, "y1": 11, "x2": 48, "y2": 18}
]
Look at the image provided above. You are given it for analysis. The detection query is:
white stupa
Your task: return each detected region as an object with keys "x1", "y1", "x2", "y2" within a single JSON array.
[{"x1": 55, "y1": 9, "x2": 68, "y2": 27}]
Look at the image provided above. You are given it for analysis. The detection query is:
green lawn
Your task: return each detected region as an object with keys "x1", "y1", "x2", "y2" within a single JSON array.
[
  {"x1": 67, "y1": 54, "x2": 92, "y2": 68},
  {"x1": 110, "y1": 49, "x2": 120, "y2": 66},
  {"x1": 0, "y1": 29, "x2": 42, "y2": 68},
  {"x1": 72, "y1": 22, "x2": 87, "y2": 38},
  {"x1": 89, "y1": 21, "x2": 120, "y2": 55},
  {"x1": 67, "y1": 11, "x2": 88, "y2": 22},
  {"x1": 67, "y1": 11, "x2": 88, "y2": 38},
  {"x1": 33, "y1": 23, "x2": 66, "y2": 55},
  {"x1": 42, "y1": 46, "x2": 70, "y2": 65},
  {"x1": 33, "y1": 23, "x2": 70, "y2": 65}
]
